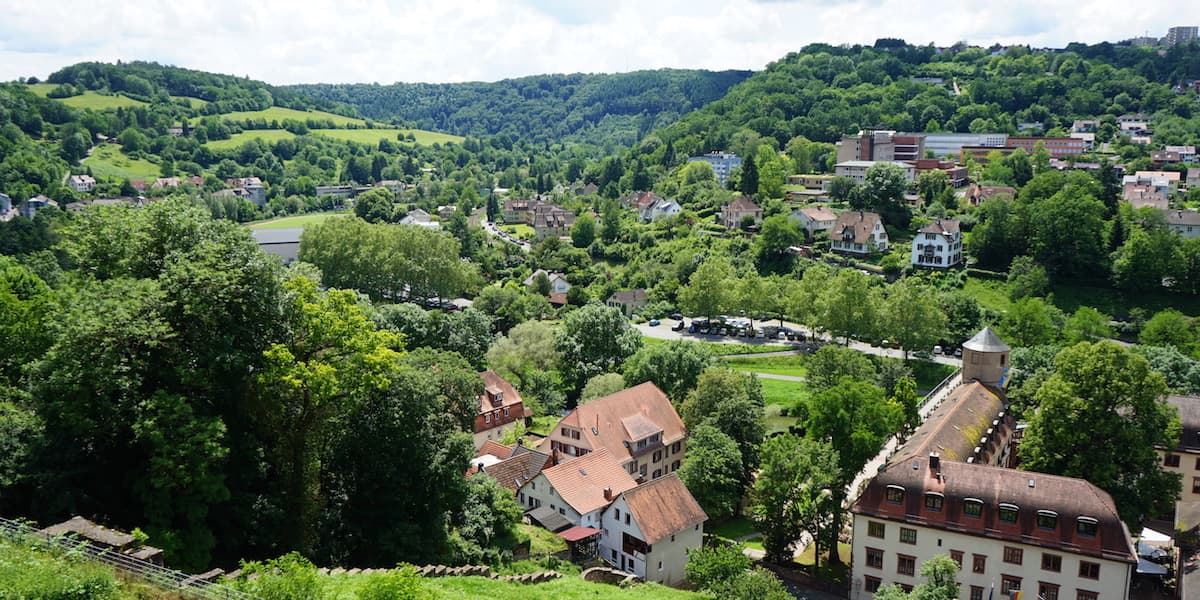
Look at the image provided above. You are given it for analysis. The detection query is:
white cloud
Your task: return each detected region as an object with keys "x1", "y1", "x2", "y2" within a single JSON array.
[{"x1": 0, "y1": 0, "x2": 1187, "y2": 84}]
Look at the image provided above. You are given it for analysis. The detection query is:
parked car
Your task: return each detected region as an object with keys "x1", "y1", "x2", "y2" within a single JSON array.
[
  {"x1": 687, "y1": 324, "x2": 697, "y2": 333},
  {"x1": 648, "y1": 319, "x2": 660, "y2": 327},
  {"x1": 933, "y1": 345, "x2": 943, "y2": 355},
  {"x1": 700, "y1": 327, "x2": 710, "y2": 334},
  {"x1": 718, "y1": 328, "x2": 728, "y2": 336},
  {"x1": 954, "y1": 348, "x2": 963, "y2": 358},
  {"x1": 672, "y1": 321, "x2": 686, "y2": 331},
  {"x1": 669, "y1": 313, "x2": 684, "y2": 321}
]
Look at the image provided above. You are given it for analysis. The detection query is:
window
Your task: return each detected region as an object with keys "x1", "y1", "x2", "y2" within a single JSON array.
[
  {"x1": 484, "y1": 413, "x2": 491, "y2": 423},
  {"x1": 897, "y1": 554, "x2": 915, "y2": 576},
  {"x1": 614, "y1": 509, "x2": 620, "y2": 521},
  {"x1": 963, "y1": 499, "x2": 983, "y2": 518},
  {"x1": 972, "y1": 554, "x2": 986, "y2": 574},
  {"x1": 652, "y1": 469, "x2": 661, "y2": 479},
  {"x1": 1165, "y1": 454, "x2": 1181, "y2": 467},
  {"x1": 998, "y1": 503, "x2": 1019, "y2": 523},
  {"x1": 611, "y1": 549, "x2": 617, "y2": 560},
  {"x1": 868, "y1": 521, "x2": 885, "y2": 538},
  {"x1": 864, "y1": 576, "x2": 881, "y2": 593},
  {"x1": 1000, "y1": 575, "x2": 1021, "y2": 595},
  {"x1": 1079, "y1": 561, "x2": 1100, "y2": 579},
  {"x1": 950, "y1": 550, "x2": 963, "y2": 567},
  {"x1": 925, "y1": 493, "x2": 944, "y2": 512},
  {"x1": 653, "y1": 450, "x2": 662, "y2": 463},
  {"x1": 1041, "y1": 553, "x2": 1062, "y2": 572},
  {"x1": 658, "y1": 561, "x2": 662, "y2": 571},
  {"x1": 899, "y1": 527, "x2": 917, "y2": 544},
  {"x1": 970, "y1": 586, "x2": 984, "y2": 600},
  {"x1": 1039, "y1": 582, "x2": 1060, "y2": 600},
  {"x1": 503, "y1": 407, "x2": 509, "y2": 417},
  {"x1": 866, "y1": 547, "x2": 883, "y2": 569},
  {"x1": 671, "y1": 460, "x2": 680, "y2": 471},
  {"x1": 1003, "y1": 547, "x2": 1023, "y2": 565},
  {"x1": 561, "y1": 427, "x2": 569, "y2": 437},
  {"x1": 1076, "y1": 591, "x2": 1098, "y2": 600},
  {"x1": 1037, "y1": 510, "x2": 1058, "y2": 530},
  {"x1": 624, "y1": 513, "x2": 630, "y2": 525},
  {"x1": 1076, "y1": 517, "x2": 1098, "y2": 537},
  {"x1": 1194, "y1": 477, "x2": 1200, "y2": 494},
  {"x1": 1195, "y1": 456, "x2": 1200, "y2": 470},
  {"x1": 886, "y1": 485, "x2": 905, "y2": 504},
  {"x1": 672, "y1": 441, "x2": 681, "y2": 453}
]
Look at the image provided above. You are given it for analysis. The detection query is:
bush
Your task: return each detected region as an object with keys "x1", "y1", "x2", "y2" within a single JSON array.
[
  {"x1": 0, "y1": 537, "x2": 118, "y2": 600},
  {"x1": 357, "y1": 565, "x2": 431, "y2": 600},
  {"x1": 235, "y1": 552, "x2": 322, "y2": 600}
]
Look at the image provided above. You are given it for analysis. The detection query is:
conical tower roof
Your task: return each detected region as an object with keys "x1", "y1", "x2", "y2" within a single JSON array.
[{"x1": 963, "y1": 327, "x2": 1010, "y2": 353}]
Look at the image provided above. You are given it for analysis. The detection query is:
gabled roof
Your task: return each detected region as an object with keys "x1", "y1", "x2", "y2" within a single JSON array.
[
  {"x1": 726, "y1": 195, "x2": 759, "y2": 213},
  {"x1": 478, "y1": 370, "x2": 524, "y2": 417},
  {"x1": 918, "y1": 218, "x2": 960, "y2": 236},
  {"x1": 538, "y1": 448, "x2": 638, "y2": 515},
  {"x1": 890, "y1": 381, "x2": 1005, "y2": 465},
  {"x1": 607, "y1": 289, "x2": 648, "y2": 306},
  {"x1": 794, "y1": 206, "x2": 838, "y2": 222},
  {"x1": 618, "y1": 474, "x2": 708, "y2": 544},
  {"x1": 963, "y1": 327, "x2": 1011, "y2": 353},
  {"x1": 475, "y1": 448, "x2": 551, "y2": 493},
  {"x1": 560, "y1": 382, "x2": 686, "y2": 461},
  {"x1": 477, "y1": 440, "x2": 514, "y2": 460},
  {"x1": 1166, "y1": 395, "x2": 1200, "y2": 452},
  {"x1": 38, "y1": 516, "x2": 134, "y2": 548},
  {"x1": 831, "y1": 211, "x2": 883, "y2": 245}
]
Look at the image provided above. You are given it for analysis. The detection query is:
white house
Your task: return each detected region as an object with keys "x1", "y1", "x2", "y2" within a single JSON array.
[
  {"x1": 643, "y1": 198, "x2": 682, "y2": 222},
  {"x1": 518, "y1": 448, "x2": 638, "y2": 531},
  {"x1": 789, "y1": 206, "x2": 838, "y2": 239},
  {"x1": 598, "y1": 474, "x2": 707, "y2": 586},
  {"x1": 1157, "y1": 395, "x2": 1200, "y2": 534},
  {"x1": 830, "y1": 211, "x2": 889, "y2": 255},
  {"x1": 523, "y1": 269, "x2": 571, "y2": 295},
  {"x1": 911, "y1": 219, "x2": 963, "y2": 268},
  {"x1": 67, "y1": 175, "x2": 95, "y2": 193},
  {"x1": 1166, "y1": 210, "x2": 1200, "y2": 240}
]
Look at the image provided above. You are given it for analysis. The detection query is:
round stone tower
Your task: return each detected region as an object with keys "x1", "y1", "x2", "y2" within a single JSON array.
[{"x1": 961, "y1": 327, "x2": 1011, "y2": 387}]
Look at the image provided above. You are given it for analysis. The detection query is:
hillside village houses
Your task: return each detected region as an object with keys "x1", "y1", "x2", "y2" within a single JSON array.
[
  {"x1": 67, "y1": 174, "x2": 95, "y2": 193},
  {"x1": 399, "y1": 208, "x2": 439, "y2": 229},
  {"x1": 623, "y1": 191, "x2": 682, "y2": 223},
  {"x1": 473, "y1": 371, "x2": 530, "y2": 449},
  {"x1": 1166, "y1": 210, "x2": 1200, "y2": 239},
  {"x1": 830, "y1": 210, "x2": 889, "y2": 256},
  {"x1": 788, "y1": 205, "x2": 838, "y2": 239},
  {"x1": 18, "y1": 195, "x2": 57, "y2": 219},
  {"x1": 851, "y1": 329, "x2": 1139, "y2": 600},
  {"x1": 606, "y1": 289, "x2": 649, "y2": 317},
  {"x1": 523, "y1": 269, "x2": 571, "y2": 295},
  {"x1": 911, "y1": 219, "x2": 963, "y2": 269},
  {"x1": 687, "y1": 151, "x2": 742, "y2": 186},
  {"x1": 719, "y1": 195, "x2": 762, "y2": 228},
  {"x1": 835, "y1": 160, "x2": 917, "y2": 184}
]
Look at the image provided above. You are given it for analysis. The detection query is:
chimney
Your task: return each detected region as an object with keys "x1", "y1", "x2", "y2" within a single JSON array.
[
  {"x1": 603, "y1": 487, "x2": 613, "y2": 502},
  {"x1": 477, "y1": 462, "x2": 485, "y2": 474},
  {"x1": 929, "y1": 452, "x2": 941, "y2": 474}
]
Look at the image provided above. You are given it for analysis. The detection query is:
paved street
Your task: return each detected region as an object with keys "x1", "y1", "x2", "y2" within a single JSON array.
[{"x1": 479, "y1": 217, "x2": 531, "y2": 252}]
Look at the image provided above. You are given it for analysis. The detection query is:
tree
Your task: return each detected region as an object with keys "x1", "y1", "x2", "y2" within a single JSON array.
[
  {"x1": 1139, "y1": 309, "x2": 1196, "y2": 354},
  {"x1": 686, "y1": 544, "x2": 751, "y2": 590},
  {"x1": 756, "y1": 215, "x2": 802, "y2": 271},
  {"x1": 678, "y1": 256, "x2": 736, "y2": 320},
  {"x1": 880, "y1": 281, "x2": 946, "y2": 358},
  {"x1": 706, "y1": 568, "x2": 793, "y2": 600},
  {"x1": 531, "y1": 272, "x2": 551, "y2": 296},
  {"x1": 580, "y1": 373, "x2": 627, "y2": 403},
  {"x1": 447, "y1": 474, "x2": 523, "y2": 564},
  {"x1": 570, "y1": 213, "x2": 595, "y2": 248},
  {"x1": 678, "y1": 425, "x2": 745, "y2": 520},
  {"x1": 622, "y1": 340, "x2": 714, "y2": 402},
  {"x1": 354, "y1": 187, "x2": 395, "y2": 223},
  {"x1": 1112, "y1": 226, "x2": 1180, "y2": 291},
  {"x1": 863, "y1": 162, "x2": 908, "y2": 210},
  {"x1": 1006, "y1": 256, "x2": 1049, "y2": 300},
  {"x1": 738, "y1": 153, "x2": 759, "y2": 196},
  {"x1": 1026, "y1": 189, "x2": 1107, "y2": 278},
  {"x1": 1063, "y1": 306, "x2": 1113, "y2": 343},
  {"x1": 999, "y1": 297, "x2": 1059, "y2": 347},
  {"x1": 891, "y1": 376, "x2": 921, "y2": 438},
  {"x1": 1020, "y1": 342, "x2": 1181, "y2": 527},
  {"x1": 1002, "y1": 147, "x2": 1033, "y2": 186},
  {"x1": 828, "y1": 176, "x2": 856, "y2": 203},
  {"x1": 819, "y1": 269, "x2": 879, "y2": 344},
  {"x1": 805, "y1": 345, "x2": 876, "y2": 392},
  {"x1": 751, "y1": 434, "x2": 838, "y2": 564},
  {"x1": 804, "y1": 378, "x2": 900, "y2": 564},
  {"x1": 681, "y1": 368, "x2": 766, "y2": 485},
  {"x1": 871, "y1": 555, "x2": 961, "y2": 600},
  {"x1": 554, "y1": 303, "x2": 641, "y2": 393},
  {"x1": 917, "y1": 170, "x2": 950, "y2": 206}
]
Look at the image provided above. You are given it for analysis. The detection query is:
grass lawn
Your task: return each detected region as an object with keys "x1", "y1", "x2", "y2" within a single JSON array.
[
  {"x1": 906, "y1": 360, "x2": 959, "y2": 391},
  {"x1": 963, "y1": 277, "x2": 1013, "y2": 315},
  {"x1": 795, "y1": 542, "x2": 852, "y2": 567},
  {"x1": 207, "y1": 129, "x2": 297, "y2": 151},
  {"x1": 82, "y1": 143, "x2": 161, "y2": 180},
  {"x1": 764, "y1": 403, "x2": 800, "y2": 436},
  {"x1": 170, "y1": 95, "x2": 209, "y2": 108},
  {"x1": 527, "y1": 415, "x2": 559, "y2": 436},
  {"x1": 27, "y1": 85, "x2": 146, "y2": 110},
  {"x1": 520, "y1": 523, "x2": 568, "y2": 556},
  {"x1": 247, "y1": 212, "x2": 349, "y2": 230},
  {"x1": 313, "y1": 128, "x2": 464, "y2": 146},
  {"x1": 500, "y1": 224, "x2": 536, "y2": 240},
  {"x1": 199, "y1": 106, "x2": 367, "y2": 127},
  {"x1": 423, "y1": 576, "x2": 704, "y2": 599},
  {"x1": 723, "y1": 354, "x2": 807, "y2": 378},
  {"x1": 707, "y1": 516, "x2": 764, "y2": 551},
  {"x1": 757, "y1": 378, "x2": 808, "y2": 408},
  {"x1": 641, "y1": 336, "x2": 793, "y2": 356},
  {"x1": 1049, "y1": 283, "x2": 1200, "y2": 318}
]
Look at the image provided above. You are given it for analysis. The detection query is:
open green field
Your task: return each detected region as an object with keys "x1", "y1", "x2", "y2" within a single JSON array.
[
  {"x1": 0, "y1": 536, "x2": 160, "y2": 599},
  {"x1": 207, "y1": 129, "x2": 297, "y2": 151},
  {"x1": 199, "y1": 106, "x2": 367, "y2": 127},
  {"x1": 758, "y1": 378, "x2": 809, "y2": 409},
  {"x1": 248, "y1": 212, "x2": 349, "y2": 230},
  {"x1": 641, "y1": 336, "x2": 792, "y2": 356},
  {"x1": 319, "y1": 572, "x2": 704, "y2": 600},
  {"x1": 171, "y1": 95, "x2": 209, "y2": 108},
  {"x1": 964, "y1": 275, "x2": 1200, "y2": 318},
  {"x1": 963, "y1": 277, "x2": 1013, "y2": 314},
  {"x1": 724, "y1": 354, "x2": 807, "y2": 378},
  {"x1": 313, "y1": 128, "x2": 464, "y2": 146},
  {"x1": 82, "y1": 144, "x2": 161, "y2": 180},
  {"x1": 500, "y1": 223, "x2": 536, "y2": 240},
  {"x1": 27, "y1": 84, "x2": 147, "y2": 109}
]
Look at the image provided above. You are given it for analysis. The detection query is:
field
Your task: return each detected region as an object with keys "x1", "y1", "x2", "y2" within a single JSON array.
[
  {"x1": 724, "y1": 354, "x2": 807, "y2": 378},
  {"x1": 319, "y1": 572, "x2": 704, "y2": 600},
  {"x1": 963, "y1": 275, "x2": 1200, "y2": 318},
  {"x1": 313, "y1": 128, "x2": 464, "y2": 146},
  {"x1": 248, "y1": 212, "x2": 349, "y2": 230},
  {"x1": 82, "y1": 143, "x2": 162, "y2": 180},
  {"x1": 0, "y1": 536, "x2": 158, "y2": 599},
  {"x1": 207, "y1": 129, "x2": 298, "y2": 151},
  {"x1": 640, "y1": 336, "x2": 792, "y2": 356},
  {"x1": 198, "y1": 106, "x2": 367, "y2": 127},
  {"x1": 171, "y1": 95, "x2": 209, "y2": 108},
  {"x1": 27, "y1": 84, "x2": 147, "y2": 109}
]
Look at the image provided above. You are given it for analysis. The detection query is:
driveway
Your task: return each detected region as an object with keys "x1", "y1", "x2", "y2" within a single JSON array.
[{"x1": 479, "y1": 217, "x2": 531, "y2": 252}]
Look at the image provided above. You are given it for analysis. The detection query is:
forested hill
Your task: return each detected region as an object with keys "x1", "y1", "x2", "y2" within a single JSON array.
[{"x1": 285, "y1": 69, "x2": 751, "y2": 146}]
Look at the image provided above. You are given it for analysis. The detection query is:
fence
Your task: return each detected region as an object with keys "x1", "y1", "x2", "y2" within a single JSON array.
[{"x1": 0, "y1": 516, "x2": 258, "y2": 600}]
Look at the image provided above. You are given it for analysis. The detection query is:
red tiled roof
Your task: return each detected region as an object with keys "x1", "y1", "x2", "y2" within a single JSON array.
[
  {"x1": 558, "y1": 525, "x2": 602, "y2": 542},
  {"x1": 478, "y1": 371, "x2": 524, "y2": 417},
  {"x1": 539, "y1": 448, "x2": 638, "y2": 515},
  {"x1": 477, "y1": 440, "x2": 514, "y2": 460},
  {"x1": 619, "y1": 474, "x2": 707, "y2": 544},
  {"x1": 831, "y1": 211, "x2": 883, "y2": 245},
  {"x1": 917, "y1": 218, "x2": 961, "y2": 236},
  {"x1": 559, "y1": 382, "x2": 686, "y2": 463}
]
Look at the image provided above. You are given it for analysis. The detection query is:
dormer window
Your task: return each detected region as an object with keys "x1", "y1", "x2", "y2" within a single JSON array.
[
  {"x1": 886, "y1": 485, "x2": 905, "y2": 504},
  {"x1": 924, "y1": 492, "x2": 944, "y2": 512},
  {"x1": 1076, "y1": 516, "x2": 1098, "y2": 537},
  {"x1": 998, "y1": 503, "x2": 1019, "y2": 523},
  {"x1": 1037, "y1": 510, "x2": 1058, "y2": 530},
  {"x1": 963, "y1": 498, "x2": 983, "y2": 518}
]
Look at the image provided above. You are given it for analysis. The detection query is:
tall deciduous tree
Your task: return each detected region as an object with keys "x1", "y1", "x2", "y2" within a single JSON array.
[
  {"x1": 678, "y1": 425, "x2": 745, "y2": 520},
  {"x1": 622, "y1": 339, "x2": 714, "y2": 402},
  {"x1": 554, "y1": 302, "x2": 641, "y2": 393},
  {"x1": 751, "y1": 434, "x2": 838, "y2": 565},
  {"x1": 682, "y1": 367, "x2": 766, "y2": 485},
  {"x1": 880, "y1": 281, "x2": 946, "y2": 358},
  {"x1": 819, "y1": 269, "x2": 879, "y2": 344},
  {"x1": 1019, "y1": 342, "x2": 1182, "y2": 527},
  {"x1": 678, "y1": 256, "x2": 736, "y2": 320}
]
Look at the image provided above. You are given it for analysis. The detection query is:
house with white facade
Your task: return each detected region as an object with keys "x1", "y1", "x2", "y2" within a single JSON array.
[
  {"x1": 1166, "y1": 210, "x2": 1200, "y2": 240},
  {"x1": 830, "y1": 211, "x2": 889, "y2": 255},
  {"x1": 67, "y1": 175, "x2": 95, "y2": 193},
  {"x1": 399, "y1": 208, "x2": 440, "y2": 229},
  {"x1": 1157, "y1": 395, "x2": 1200, "y2": 535},
  {"x1": 911, "y1": 219, "x2": 963, "y2": 269},
  {"x1": 834, "y1": 160, "x2": 916, "y2": 184},
  {"x1": 518, "y1": 448, "x2": 638, "y2": 532},
  {"x1": 643, "y1": 198, "x2": 682, "y2": 222},
  {"x1": 545, "y1": 382, "x2": 687, "y2": 483},
  {"x1": 523, "y1": 269, "x2": 571, "y2": 295},
  {"x1": 789, "y1": 206, "x2": 838, "y2": 239},
  {"x1": 720, "y1": 196, "x2": 762, "y2": 228},
  {"x1": 598, "y1": 474, "x2": 706, "y2": 586}
]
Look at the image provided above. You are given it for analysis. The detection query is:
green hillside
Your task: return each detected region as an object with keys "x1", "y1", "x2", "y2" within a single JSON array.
[
  {"x1": 199, "y1": 106, "x2": 367, "y2": 127},
  {"x1": 26, "y1": 83, "x2": 147, "y2": 110}
]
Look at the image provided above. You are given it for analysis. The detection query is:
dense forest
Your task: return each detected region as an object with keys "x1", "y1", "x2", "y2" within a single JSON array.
[{"x1": 286, "y1": 69, "x2": 751, "y2": 146}]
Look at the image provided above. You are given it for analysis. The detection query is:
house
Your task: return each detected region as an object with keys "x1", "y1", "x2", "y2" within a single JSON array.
[
  {"x1": 911, "y1": 219, "x2": 963, "y2": 269},
  {"x1": 151, "y1": 177, "x2": 181, "y2": 190},
  {"x1": 469, "y1": 441, "x2": 551, "y2": 494},
  {"x1": 316, "y1": 185, "x2": 354, "y2": 198},
  {"x1": 1123, "y1": 172, "x2": 1174, "y2": 210},
  {"x1": 377, "y1": 180, "x2": 406, "y2": 193},
  {"x1": 606, "y1": 289, "x2": 648, "y2": 317},
  {"x1": 850, "y1": 328, "x2": 1138, "y2": 600},
  {"x1": 18, "y1": 195, "x2": 57, "y2": 219},
  {"x1": 789, "y1": 206, "x2": 838, "y2": 239},
  {"x1": 523, "y1": 269, "x2": 571, "y2": 295},
  {"x1": 598, "y1": 474, "x2": 707, "y2": 586},
  {"x1": 67, "y1": 174, "x2": 95, "y2": 193},
  {"x1": 1188, "y1": 168, "x2": 1200, "y2": 190},
  {"x1": 1118, "y1": 113, "x2": 1151, "y2": 134},
  {"x1": 642, "y1": 198, "x2": 682, "y2": 222},
  {"x1": 834, "y1": 160, "x2": 917, "y2": 184},
  {"x1": 1157, "y1": 395, "x2": 1200, "y2": 535},
  {"x1": 687, "y1": 152, "x2": 742, "y2": 186},
  {"x1": 251, "y1": 228, "x2": 303, "y2": 264},
  {"x1": 830, "y1": 211, "x2": 889, "y2": 255},
  {"x1": 905, "y1": 159, "x2": 969, "y2": 188},
  {"x1": 531, "y1": 205, "x2": 575, "y2": 240},
  {"x1": 967, "y1": 184, "x2": 1017, "y2": 205},
  {"x1": 437, "y1": 205, "x2": 457, "y2": 219},
  {"x1": 1166, "y1": 146, "x2": 1197, "y2": 163},
  {"x1": 720, "y1": 196, "x2": 762, "y2": 228},
  {"x1": 518, "y1": 448, "x2": 639, "y2": 532},
  {"x1": 38, "y1": 516, "x2": 164, "y2": 565},
  {"x1": 226, "y1": 177, "x2": 266, "y2": 206},
  {"x1": 1072, "y1": 120, "x2": 1100, "y2": 133},
  {"x1": 400, "y1": 208, "x2": 440, "y2": 229},
  {"x1": 575, "y1": 183, "x2": 599, "y2": 196},
  {"x1": 502, "y1": 198, "x2": 544, "y2": 224},
  {"x1": 0, "y1": 192, "x2": 14, "y2": 222},
  {"x1": 129, "y1": 180, "x2": 148, "y2": 194},
  {"x1": 1152, "y1": 151, "x2": 1183, "y2": 168},
  {"x1": 185, "y1": 176, "x2": 206, "y2": 188},
  {"x1": 474, "y1": 371, "x2": 530, "y2": 449},
  {"x1": 545, "y1": 382, "x2": 687, "y2": 483}
]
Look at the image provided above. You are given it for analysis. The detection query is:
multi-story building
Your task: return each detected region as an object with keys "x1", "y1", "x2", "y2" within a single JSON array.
[
  {"x1": 720, "y1": 196, "x2": 762, "y2": 228},
  {"x1": 911, "y1": 219, "x2": 963, "y2": 269},
  {"x1": 834, "y1": 161, "x2": 916, "y2": 184},
  {"x1": 598, "y1": 474, "x2": 707, "y2": 586},
  {"x1": 1188, "y1": 168, "x2": 1200, "y2": 190},
  {"x1": 18, "y1": 195, "x2": 57, "y2": 219},
  {"x1": 544, "y1": 382, "x2": 687, "y2": 483},
  {"x1": 1007, "y1": 137, "x2": 1088, "y2": 158},
  {"x1": 906, "y1": 159, "x2": 969, "y2": 187},
  {"x1": 687, "y1": 152, "x2": 742, "y2": 186},
  {"x1": 531, "y1": 205, "x2": 576, "y2": 240},
  {"x1": 830, "y1": 211, "x2": 889, "y2": 255},
  {"x1": 789, "y1": 206, "x2": 839, "y2": 239},
  {"x1": 838, "y1": 131, "x2": 926, "y2": 163},
  {"x1": 1166, "y1": 26, "x2": 1199, "y2": 46},
  {"x1": 67, "y1": 175, "x2": 95, "y2": 193},
  {"x1": 921, "y1": 132, "x2": 1008, "y2": 158},
  {"x1": 474, "y1": 371, "x2": 529, "y2": 449},
  {"x1": 0, "y1": 192, "x2": 13, "y2": 222},
  {"x1": 1157, "y1": 395, "x2": 1200, "y2": 533}
]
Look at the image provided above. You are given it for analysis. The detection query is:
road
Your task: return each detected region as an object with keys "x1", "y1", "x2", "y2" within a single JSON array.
[{"x1": 479, "y1": 216, "x2": 531, "y2": 252}]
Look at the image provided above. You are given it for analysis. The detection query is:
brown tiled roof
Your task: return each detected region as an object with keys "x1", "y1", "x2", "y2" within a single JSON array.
[
  {"x1": 727, "y1": 195, "x2": 759, "y2": 212},
  {"x1": 38, "y1": 516, "x2": 134, "y2": 548},
  {"x1": 797, "y1": 206, "x2": 837, "y2": 221},
  {"x1": 540, "y1": 448, "x2": 638, "y2": 515},
  {"x1": 607, "y1": 289, "x2": 647, "y2": 306},
  {"x1": 1166, "y1": 395, "x2": 1200, "y2": 452},
  {"x1": 852, "y1": 460, "x2": 1136, "y2": 564},
  {"x1": 560, "y1": 382, "x2": 686, "y2": 462},
  {"x1": 619, "y1": 474, "x2": 707, "y2": 544},
  {"x1": 478, "y1": 371, "x2": 524, "y2": 417},
  {"x1": 477, "y1": 440, "x2": 514, "y2": 459},
  {"x1": 831, "y1": 211, "x2": 883, "y2": 245},
  {"x1": 891, "y1": 381, "x2": 1005, "y2": 465},
  {"x1": 918, "y1": 218, "x2": 960, "y2": 236},
  {"x1": 477, "y1": 449, "x2": 551, "y2": 493}
]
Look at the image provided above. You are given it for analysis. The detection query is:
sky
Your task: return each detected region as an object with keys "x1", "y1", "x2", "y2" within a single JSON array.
[{"x1": 0, "y1": 0, "x2": 1189, "y2": 85}]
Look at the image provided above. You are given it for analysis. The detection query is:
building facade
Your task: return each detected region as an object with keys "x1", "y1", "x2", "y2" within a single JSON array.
[
  {"x1": 599, "y1": 475, "x2": 706, "y2": 586},
  {"x1": 838, "y1": 131, "x2": 926, "y2": 163},
  {"x1": 1166, "y1": 26, "x2": 1198, "y2": 46},
  {"x1": 835, "y1": 161, "x2": 917, "y2": 184},
  {"x1": 474, "y1": 371, "x2": 529, "y2": 449},
  {"x1": 1158, "y1": 395, "x2": 1200, "y2": 535},
  {"x1": 720, "y1": 196, "x2": 762, "y2": 228},
  {"x1": 911, "y1": 219, "x2": 963, "y2": 269},
  {"x1": 687, "y1": 152, "x2": 742, "y2": 186},
  {"x1": 830, "y1": 211, "x2": 889, "y2": 255}
]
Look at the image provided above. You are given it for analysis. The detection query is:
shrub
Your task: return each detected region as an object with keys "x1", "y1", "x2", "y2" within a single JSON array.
[{"x1": 356, "y1": 565, "x2": 431, "y2": 600}]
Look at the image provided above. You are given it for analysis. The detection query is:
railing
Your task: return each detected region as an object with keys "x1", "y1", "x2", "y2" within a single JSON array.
[{"x1": 0, "y1": 517, "x2": 258, "y2": 600}]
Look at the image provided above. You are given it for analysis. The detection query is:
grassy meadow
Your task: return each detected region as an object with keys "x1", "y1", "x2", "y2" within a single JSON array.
[{"x1": 82, "y1": 144, "x2": 162, "y2": 180}]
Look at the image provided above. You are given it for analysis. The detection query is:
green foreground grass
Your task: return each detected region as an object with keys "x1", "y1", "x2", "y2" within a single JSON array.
[
  {"x1": 248, "y1": 211, "x2": 349, "y2": 230},
  {"x1": 641, "y1": 336, "x2": 792, "y2": 356},
  {"x1": 0, "y1": 535, "x2": 156, "y2": 599},
  {"x1": 83, "y1": 143, "x2": 162, "y2": 180},
  {"x1": 319, "y1": 570, "x2": 703, "y2": 600}
]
